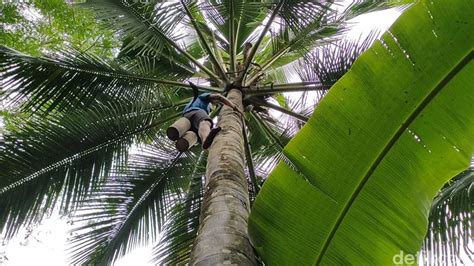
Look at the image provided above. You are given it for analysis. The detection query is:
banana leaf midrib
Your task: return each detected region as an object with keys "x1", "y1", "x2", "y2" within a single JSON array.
[{"x1": 315, "y1": 50, "x2": 474, "y2": 263}]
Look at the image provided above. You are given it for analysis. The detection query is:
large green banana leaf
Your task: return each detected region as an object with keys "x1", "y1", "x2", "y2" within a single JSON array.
[{"x1": 248, "y1": 0, "x2": 474, "y2": 264}]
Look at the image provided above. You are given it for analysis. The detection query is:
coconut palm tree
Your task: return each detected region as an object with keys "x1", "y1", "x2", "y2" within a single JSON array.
[{"x1": 3, "y1": 0, "x2": 468, "y2": 264}]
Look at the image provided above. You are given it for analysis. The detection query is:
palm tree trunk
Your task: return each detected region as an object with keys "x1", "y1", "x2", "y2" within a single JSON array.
[{"x1": 190, "y1": 89, "x2": 256, "y2": 265}]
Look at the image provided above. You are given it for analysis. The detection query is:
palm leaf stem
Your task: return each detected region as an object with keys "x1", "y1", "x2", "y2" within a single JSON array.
[
  {"x1": 126, "y1": 74, "x2": 220, "y2": 93},
  {"x1": 246, "y1": 82, "x2": 329, "y2": 96},
  {"x1": 255, "y1": 100, "x2": 308, "y2": 122},
  {"x1": 180, "y1": 0, "x2": 229, "y2": 85},
  {"x1": 258, "y1": 81, "x2": 325, "y2": 89},
  {"x1": 247, "y1": 20, "x2": 343, "y2": 84},
  {"x1": 243, "y1": 121, "x2": 259, "y2": 195},
  {"x1": 211, "y1": 31, "x2": 227, "y2": 74},
  {"x1": 233, "y1": 0, "x2": 243, "y2": 61},
  {"x1": 246, "y1": 46, "x2": 291, "y2": 85},
  {"x1": 431, "y1": 170, "x2": 474, "y2": 208},
  {"x1": 249, "y1": 112, "x2": 305, "y2": 177},
  {"x1": 229, "y1": 0, "x2": 237, "y2": 78},
  {"x1": 237, "y1": 0, "x2": 285, "y2": 84},
  {"x1": 0, "y1": 46, "x2": 219, "y2": 92},
  {"x1": 250, "y1": 111, "x2": 284, "y2": 149},
  {"x1": 132, "y1": 77, "x2": 217, "y2": 91}
]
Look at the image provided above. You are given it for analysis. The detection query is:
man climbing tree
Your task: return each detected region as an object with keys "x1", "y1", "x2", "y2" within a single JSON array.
[{"x1": 166, "y1": 84, "x2": 243, "y2": 152}]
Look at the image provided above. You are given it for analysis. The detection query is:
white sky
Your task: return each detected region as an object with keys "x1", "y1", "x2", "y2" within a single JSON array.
[
  {"x1": 4, "y1": 3, "x2": 469, "y2": 266},
  {"x1": 0, "y1": 218, "x2": 153, "y2": 265}
]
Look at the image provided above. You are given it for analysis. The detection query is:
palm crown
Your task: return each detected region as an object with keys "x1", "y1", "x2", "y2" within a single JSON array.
[{"x1": 0, "y1": 0, "x2": 470, "y2": 264}]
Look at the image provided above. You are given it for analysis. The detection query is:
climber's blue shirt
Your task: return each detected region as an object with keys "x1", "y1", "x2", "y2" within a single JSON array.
[{"x1": 183, "y1": 93, "x2": 211, "y2": 114}]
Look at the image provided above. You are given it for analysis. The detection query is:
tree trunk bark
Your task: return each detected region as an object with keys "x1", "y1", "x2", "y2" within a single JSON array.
[{"x1": 189, "y1": 89, "x2": 256, "y2": 265}]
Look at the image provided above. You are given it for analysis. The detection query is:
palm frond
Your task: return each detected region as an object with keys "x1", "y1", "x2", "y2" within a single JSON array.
[
  {"x1": 248, "y1": 35, "x2": 381, "y2": 183},
  {"x1": 82, "y1": 0, "x2": 219, "y2": 81},
  {"x1": 344, "y1": 0, "x2": 413, "y2": 19},
  {"x1": 200, "y1": 0, "x2": 267, "y2": 53},
  {"x1": 261, "y1": 93, "x2": 311, "y2": 133},
  {"x1": 0, "y1": 46, "x2": 189, "y2": 114},
  {"x1": 243, "y1": 111, "x2": 293, "y2": 189},
  {"x1": 422, "y1": 169, "x2": 474, "y2": 265},
  {"x1": 249, "y1": 10, "x2": 343, "y2": 84},
  {"x1": 0, "y1": 100, "x2": 183, "y2": 239},
  {"x1": 253, "y1": 99, "x2": 308, "y2": 122},
  {"x1": 279, "y1": 0, "x2": 335, "y2": 32},
  {"x1": 68, "y1": 146, "x2": 202, "y2": 264},
  {"x1": 243, "y1": 123, "x2": 259, "y2": 199},
  {"x1": 152, "y1": 152, "x2": 206, "y2": 265},
  {"x1": 248, "y1": 0, "x2": 403, "y2": 85},
  {"x1": 296, "y1": 32, "x2": 377, "y2": 89},
  {"x1": 81, "y1": 0, "x2": 185, "y2": 57},
  {"x1": 118, "y1": 52, "x2": 194, "y2": 81}
]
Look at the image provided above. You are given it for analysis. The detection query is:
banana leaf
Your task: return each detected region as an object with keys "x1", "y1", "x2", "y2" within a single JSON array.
[{"x1": 248, "y1": 0, "x2": 474, "y2": 264}]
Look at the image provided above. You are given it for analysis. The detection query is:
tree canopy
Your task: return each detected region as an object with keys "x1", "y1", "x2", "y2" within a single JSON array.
[{"x1": 0, "y1": 0, "x2": 118, "y2": 57}]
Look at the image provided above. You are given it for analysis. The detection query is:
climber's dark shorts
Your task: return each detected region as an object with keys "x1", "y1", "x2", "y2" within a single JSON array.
[{"x1": 183, "y1": 109, "x2": 213, "y2": 136}]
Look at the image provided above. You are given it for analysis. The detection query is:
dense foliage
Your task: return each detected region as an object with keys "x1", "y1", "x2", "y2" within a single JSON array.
[{"x1": 0, "y1": 0, "x2": 118, "y2": 57}]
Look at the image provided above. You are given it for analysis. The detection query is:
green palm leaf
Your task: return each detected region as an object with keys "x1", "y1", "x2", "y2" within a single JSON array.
[
  {"x1": 81, "y1": 0, "x2": 219, "y2": 81},
  {"x1": 152, "y1": 152, "x2": 206, "y2": 265},
  {"x1": 0, "y1": 100, "x2": 183, "y2": 239},
  {"x1": 278, "y1": 0, "x2": 334, "y2": 32},
  {"x1": 81, "y1": 0, "x2": 185, "y2": 57},
  {"x1": 68, "y1": 146, "x2": 199, "y2": 264},
  {"x1": 201, "y1": 0, "x2": 267, "y2": 53},
  {"x1": 0, "y1": 46, "x2": 188, "y2": 113},
  {"x1": 248, "y1": 0, "x2": 474, "y2": 264},
  {"x1": 250, "y1": 15, "x2": 341, "y2": 84},
  {"x1": 118, "y1": 53, "x2": 195, "y2": 81},
  {"x1": 297, "y1": 32, "x2": 378, "y2": 88},
  {"x1": 422, "y1": 169, "x2": 474, "y2": 265},
  {"x1": 248, "y1": 1, "x2": 411, "y2": 85},
  {"x1": 244, "y1": 111, "x2": 294, "y2": 195},
  {"x1": 345, "y1": 0, "x2": 412, "y2": 18}
]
